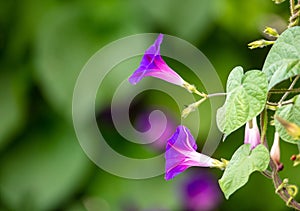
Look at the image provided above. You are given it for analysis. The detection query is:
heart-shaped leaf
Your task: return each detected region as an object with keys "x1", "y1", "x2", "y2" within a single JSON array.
[
  {"x1": 216, "y1": 66, "x2": 268, "y2": 135},
  {"x1": 275, "y1": 95, "x2": 300, "y2": 144},
  {"x1": 262, "y1": 26, "x2": 300, "y2": 90},
  {"x1": 219, "y1": 144, "x2": 270, "y2": 199}
]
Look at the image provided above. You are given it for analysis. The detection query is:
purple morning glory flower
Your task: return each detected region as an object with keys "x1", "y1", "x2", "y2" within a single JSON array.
[
  {"x1": 129, "y1": 34, "x2": 185, "y2": 86},
  {"x1": 181, "y1": 170, "x2": 222, "y2": 211},
  {"x1": 135, "y1": 109, "x2": 178, "y2": 151},
  {"x1": 165, "y1": 125, "x2": 217, "y2": 180},
  {"x1": 244, "y1": 117, "x2": 261, "y2": 150}
]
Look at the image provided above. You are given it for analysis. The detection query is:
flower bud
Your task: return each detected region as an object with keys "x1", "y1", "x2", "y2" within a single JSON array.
[
  {"x1": 264, "y1": 27, "x2": 279, "y2": 38},
  {"x1": 270, "y1": 132, "x2": 284, "y2": 171},
  {"x1": 244, "y1": 117, "x2": 261, "y2": 150},
  {"x1": 290, "y1": 154, "x2": 300, "y2": 167},
  {"x1": 248, "y1": 39, "x2": 275, "y2": 49},
  {"x1": 272, "y1": 0, "x2": 286, "y2": 4},
  {"x1": 275, "y1": 116, "x2": 300, "y2": 140}
]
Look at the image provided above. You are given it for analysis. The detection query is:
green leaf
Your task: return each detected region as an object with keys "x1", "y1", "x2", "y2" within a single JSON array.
[
  {"x1": 216, "y1": 66, "x2": 268, "y2": 135},
  {"x1": 275, "y1": 95, "x2": 300, "y2": 144},
  {"x1": 262, "y1": 26, "x2": 300, "y2": 90},
  {"x1": 219, "y1": 144, "x2": 270, "y2": 199}
]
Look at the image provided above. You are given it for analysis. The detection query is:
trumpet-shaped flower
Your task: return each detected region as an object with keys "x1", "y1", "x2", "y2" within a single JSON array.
[
  {"x1": 244, "y1": 117, "x2": 261, "y2": 150},
  {"x1": 165, "y1": 125, "x2": 221, "y2": 180},
  {"x1": 181, "y1": 170, "x2": 222, "y2": 211},
  {"x1": 270, "y1": 131, "x2": 284, "y2": 171},
  {"x1": 129, "y1": 34, "x2": 185, "y2": 86}
]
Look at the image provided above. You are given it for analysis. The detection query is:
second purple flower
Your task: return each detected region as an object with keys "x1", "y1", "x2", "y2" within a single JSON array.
[{"x1": 165, "y1": 125, "x2": 224, "y2": 180}]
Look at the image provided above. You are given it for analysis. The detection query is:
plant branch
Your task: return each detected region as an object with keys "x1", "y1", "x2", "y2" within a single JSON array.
[
  {"x1": 259, "y1": 109, "x2": 299, "y2": 209},
  {"x1": 266, "y1": 99, "x2": 294, "y2": 107},
  {"x1": 261, "y1": 169, "x2": 272, "y2": 179},
  {"x1": 289, "y1": 0, "x2": 300, "y2": 27},
  {"x1": 290, "y1": 0, "x2": 295, "y2": 15},
  {"x1": 207, "y1": 93, "x2": 227, "y2": 98},
  {"x1": 259, "y1": 109, "x2": 275, "y2": 179},
  {"x1": 269, "y1": 88, "x2": 300, "y2": 94},
  {"x1": 271, "y1": 160, "x2": 300, "y2": 210},
  {"x1": 278, "y1": 75, "x2": 300, "y2": 105},
  {"x1": 260, "y1": 109, "x2": 268, "y2": 146}
]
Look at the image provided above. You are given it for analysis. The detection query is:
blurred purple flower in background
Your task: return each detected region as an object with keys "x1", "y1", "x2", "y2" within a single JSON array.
[
  {"x1": 135, "y1": 108, "x2": 178, "y2": 151},
  {"x1": 244, "y1": 117, "x2": 261, "y2": 150},
  {"x1": 180, "y1": 170, "x2": 222, "y2": 211},
  {"x1": 128, "y1": 34, "x2": 185, "y2": 86},
  {"x1": 165, "y1": 125, "x2": 218, "y2": 180}
]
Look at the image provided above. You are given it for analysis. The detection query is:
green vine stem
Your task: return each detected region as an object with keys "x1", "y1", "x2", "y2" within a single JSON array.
[
  {"x1": 288, "y1": 0, "x2": 300, "y2": 28},
  {"x1": 269, "y1": 87, "x2": 300, "y2": 94},
  {"x1": 271, "y1": 160, "x2": 300, "y2": 210},
  {"x1": 260, "y1": 109, "x2": 269, "y2": 146},
  {"x1": 266, "y1": 100, "x2": 294, "y2": 107},
  {"x1": 290, "y1": 0, "x2": 295, "y2": 16},
  {"x1": 279, "y1": 75, "x2": 300, "y2": 105},
  {"x1": 260, "y1": 107, "x2": 300, "y2": 210},
  {"x1": 206, "y1": 92, "x2": 227, "y2": 98}
]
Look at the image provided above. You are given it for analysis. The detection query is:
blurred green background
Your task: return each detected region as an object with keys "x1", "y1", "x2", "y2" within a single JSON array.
[{"x1": 1, "y1": 0, "x2": 299, "y2": 210}]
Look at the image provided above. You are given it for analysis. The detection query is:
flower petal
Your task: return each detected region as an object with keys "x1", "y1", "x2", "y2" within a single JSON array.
[
  {"x1": 165, "y1": 125, "x2": 214, "y2": 180},
  {"x1": 129, "y1": 34, "x2": 184, "y2": 86},
  {"x1": 144, "y1": 33, "x2": 163, "y2": 56},
  {"x1": 244, "y1": 117, "x2": 261, "y2": 150},
  {"x1": 166, "y1": 125, "x2": 197, "y2": 151},
  {"x1": 181, "y1": 170, "x2": 222, "y2": 211}
]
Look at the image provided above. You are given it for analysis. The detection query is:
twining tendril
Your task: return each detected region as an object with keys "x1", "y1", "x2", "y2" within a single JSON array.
[{"x1": 288, "y1": 0, "x2": 300, "y2": 27}]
